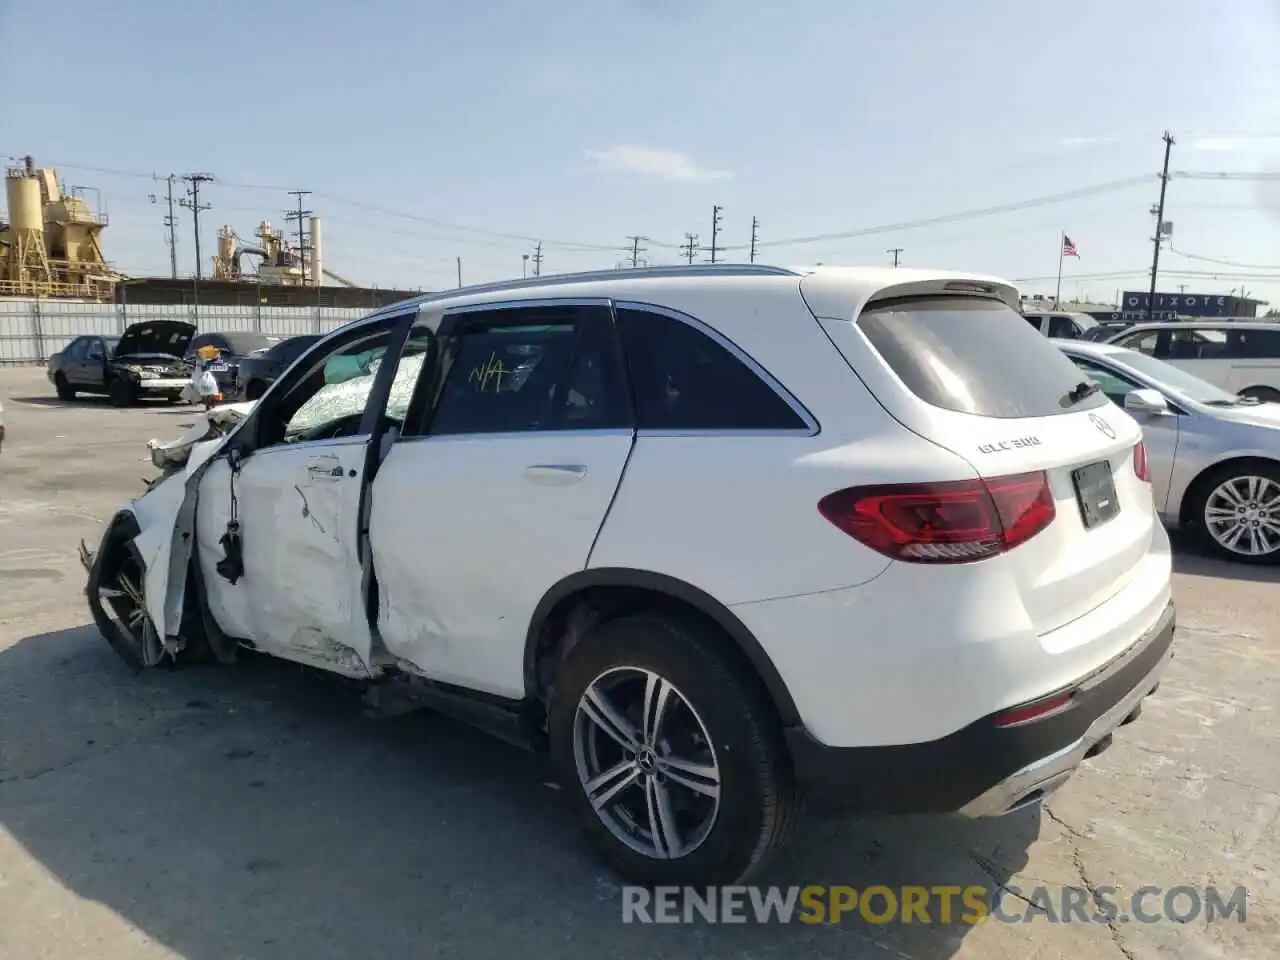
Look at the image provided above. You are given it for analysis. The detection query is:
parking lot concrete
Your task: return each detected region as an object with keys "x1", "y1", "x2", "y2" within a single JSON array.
[{"x1": 1, "y1": 364, "x2": 1277, "y2": 960}]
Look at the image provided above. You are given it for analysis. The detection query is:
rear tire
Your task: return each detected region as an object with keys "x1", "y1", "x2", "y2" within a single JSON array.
[
  {"x1": 1189, "y1": 461, "x2": 1280, "y2": 564},
  {"x1": 108, "y1": 377, "x2": 135, "y2": 408},
  {"x1": 244, "y1": 379, "x2": 267, "y2": 401},
  {"x1": 54, "y1": 372, "x2": 76, "y2": 401},
  {"x1": 548, "y1": 612, "x2": 800, "y2": 886}
]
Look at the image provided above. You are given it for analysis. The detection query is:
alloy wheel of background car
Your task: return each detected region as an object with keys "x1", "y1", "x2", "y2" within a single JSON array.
[
  {"x1": 572, "y1": 666, "x2": 722, "y2": 861},
  {"x1": 1199, "y1": 467, "x2": 1280, "y2": 563}
]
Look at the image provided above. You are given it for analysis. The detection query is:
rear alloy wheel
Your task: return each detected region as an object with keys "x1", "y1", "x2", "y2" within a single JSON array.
[
  {"x1": 54, "y1": 372, "x2": 76, "y2": 401},
  {"x1": 108, "y1": 377, "x2": 135, "y2": 407},
  {"x1": 1195, "y1": 464, "x2": 1280, "y2": 564},
  {"x1": 549, "y1": 613, "x2": 800, "y2": 885}
]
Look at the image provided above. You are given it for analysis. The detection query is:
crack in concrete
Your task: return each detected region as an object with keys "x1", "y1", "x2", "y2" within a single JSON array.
[{"x1": 1044, "y1": 806, "x2": 1138, "y2": 960}]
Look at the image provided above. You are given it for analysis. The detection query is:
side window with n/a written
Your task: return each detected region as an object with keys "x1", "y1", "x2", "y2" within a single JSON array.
[
  {"x1": 615, "y1": 307, "x2": 808, "y2": 431},
  {"x1": 428, "y1": 305, "x2": 628, "y2": 436}
]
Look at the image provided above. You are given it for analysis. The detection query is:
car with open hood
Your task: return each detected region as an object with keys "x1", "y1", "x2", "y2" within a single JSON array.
[
  {"x1": 183, "y1": 331, "x2": 279, "y2": 397},
  {"x1": 47, "y1": 320, "x2": 195, "y2": 406}
]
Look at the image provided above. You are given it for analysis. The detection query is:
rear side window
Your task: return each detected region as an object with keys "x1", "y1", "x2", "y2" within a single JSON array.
[
  {"x1": 1048, "y1": 315, "x2": 1079, "y2": 339},
  {"x1": 1227, "y1": 329, "x2": 1280, "y2": 359},
  {"x1": 615, "y1": 307, "x2": 808, "y2": 431},
  {"x1": 857, "y1": 296, "x2": 1110, "y2": 419}
]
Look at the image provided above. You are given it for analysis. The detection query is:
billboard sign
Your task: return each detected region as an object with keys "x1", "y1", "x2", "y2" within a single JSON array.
[{"x1": 1121, "y1": 291, "x2": 1259, "y2": 320}]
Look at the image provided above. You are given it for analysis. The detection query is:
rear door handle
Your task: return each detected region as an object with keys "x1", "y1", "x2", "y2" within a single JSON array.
[
  {"x1": 524, "y1": 464, "x2": 587, "y2": 485},
  {"x1": 306, "y1": 456, "x2": 344, "y2": 478}
]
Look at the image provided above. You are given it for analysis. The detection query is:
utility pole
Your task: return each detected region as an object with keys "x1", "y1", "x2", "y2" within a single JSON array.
[
  {"x1": 178, "y1": 173, "x2": 214, "y2": 280},
  {"x1": 709, "y1": 205, "x2": 723, "y2": 264},
  {"x1": 456, "y1": 257, "x2": 462, "y2": 288},
  {"x1": 531, "y1": 241, "x2": 543, "y2": 277},
  {"x1": 149, "y1": 174, "x2": 179, "y2": 279},
  {"x1": 286, "y1": 189, "x2": 313, "y2": 285},
  {"x1": 522, "y1": 253, "x2": 529, "y2": 278},
  {"x1": 887, "y1": 247, "x2": 903, "y2": 268},
  {"x1": 681, "y1": 233, "x2": 699, "y2": 265},
  {"x1": 626, "y1": 235, "x2": 648, "y2": 268},
  {"x1": 1147, "y1": 130, "x2": 1175, "y2": 324},
  {"x1": 749, "y1": 217, "x2": 760, "y2": 264}
]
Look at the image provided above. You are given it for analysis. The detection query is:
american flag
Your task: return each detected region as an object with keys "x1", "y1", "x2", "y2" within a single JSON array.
[{"x1": 1062, "y1": 235, "x2": 1080, "y2": 258}]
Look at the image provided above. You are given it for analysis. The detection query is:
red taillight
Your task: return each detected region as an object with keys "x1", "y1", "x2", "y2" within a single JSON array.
[
  {"x1": 993, "y1": 691, "x2": 1075, "y2": 727},
  {"x1": 817, "y1": 471, "x2": 1056, "y2": 563},
  {"x1": 1133, "y1": 441, "x2": 1150, "y2": 483}
]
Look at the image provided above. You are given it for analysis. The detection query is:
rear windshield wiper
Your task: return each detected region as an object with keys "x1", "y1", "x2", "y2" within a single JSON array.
[{"x1": 1061, "y1": 380, "x2": 1100, "y2": 407}]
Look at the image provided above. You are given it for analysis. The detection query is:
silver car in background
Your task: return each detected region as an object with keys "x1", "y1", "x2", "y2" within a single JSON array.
[{"x1": 1059, "y1": 340, "x2": 1280, "y2": 565}]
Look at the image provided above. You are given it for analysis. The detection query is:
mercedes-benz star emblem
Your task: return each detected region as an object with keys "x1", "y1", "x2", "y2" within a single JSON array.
[{"x1": 1089, "y1": 413, "x2": 1116, "y2": 439}]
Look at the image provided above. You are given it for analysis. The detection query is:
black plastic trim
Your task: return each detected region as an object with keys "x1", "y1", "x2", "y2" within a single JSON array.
[
  {"x1": 786, "y1": 603, "x2": 1175, "y2": 815},
  {"x1": 523, "y1": 568, "x2": 801, "y2": 726}
]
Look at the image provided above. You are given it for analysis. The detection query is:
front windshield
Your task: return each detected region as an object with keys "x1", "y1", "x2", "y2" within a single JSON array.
[{"x1": 1110, "y1": 348, "x2": 1240, "y2": 405}]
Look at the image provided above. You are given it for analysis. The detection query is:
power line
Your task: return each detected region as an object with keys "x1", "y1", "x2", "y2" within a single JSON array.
[
  {"x1": 1174, "y1": 170, "x2": 1280, "y2": 181},
  {"x1": 709, "y1": 205, "x2": 723, "y2": 264},
  {"x1": 285, "y1": 189, "x2": 313, "y2": 284},
  {"x1": 1169, "y1": 246, "x2": 1279, "y2": 270},
  {"x1": 178, "y1": 173, "x2": 214, "y2": 281},
  {"x1": 626, "y1": 235, "x2": 648, "y2": 268},
  {"x1": 149, "y1": 174, "x2": 179, "y2": 279},
  {"x1": 1147, "y1": 131, "x2": 1175, "y2": 323},
  {"x1": 681, "y1": 233, "x2": 699, "y2": 264},
  {"x1": 727, "y1": 176, "x2": 1155, "y2": 251}
]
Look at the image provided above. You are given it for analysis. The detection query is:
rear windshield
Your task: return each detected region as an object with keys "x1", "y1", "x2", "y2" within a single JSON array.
[
  {"x1": 857, "y1": 296, "x2": 1110, "y2": 419},
  {"x1": 218, "y1": 332, "x2": 276, "y2": 355}
]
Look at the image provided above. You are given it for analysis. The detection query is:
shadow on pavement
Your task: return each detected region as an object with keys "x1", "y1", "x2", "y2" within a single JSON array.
[
  {"x1": 1170, "y1": 531, "x2": 1280, "y2": 584},
  {"x1": 0, "y1": 625, "x2": 1037, "y2": 959}
]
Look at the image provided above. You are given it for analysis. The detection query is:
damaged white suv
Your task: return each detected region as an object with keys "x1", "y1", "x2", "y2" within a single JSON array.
[{"x1": 83, "y1": 265, "x2": 1174, "y2": 885}]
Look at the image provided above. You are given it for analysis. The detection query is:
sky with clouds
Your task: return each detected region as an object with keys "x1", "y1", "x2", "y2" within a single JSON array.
[{"x1": 2, "y1": 0, "x2": 1278, "y2": 306}]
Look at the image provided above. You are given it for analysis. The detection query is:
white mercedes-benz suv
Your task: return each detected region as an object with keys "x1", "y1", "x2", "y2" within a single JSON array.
[{"x1": 81, "y1": 264, "x2": 1174, "y2": 885}]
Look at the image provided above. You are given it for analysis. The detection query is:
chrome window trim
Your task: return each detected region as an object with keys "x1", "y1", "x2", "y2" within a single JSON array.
[
  {"x1": 249, "y1": 434, "x2": 373, "y2": 457},
  {"x1": 612, "y1": 299, "x2": 820, "y2": 437},
  {"x1": 441, "y1": 296, "x2": 615, "y2": 318},
  {"x1": 395, "y1": 428, "x2": 634, "y2": 445}
]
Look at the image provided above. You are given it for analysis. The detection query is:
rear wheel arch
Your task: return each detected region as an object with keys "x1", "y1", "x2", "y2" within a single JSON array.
[
  {"x1": 1179, "y1": 455, "x2": 1280, "y2": 528},
  {"x1": 523, "y1": 568, "x2": 801, "y2": 729},
  {"x1": 1238, "y1": 385, "x2": 1280, "y2": 402}
]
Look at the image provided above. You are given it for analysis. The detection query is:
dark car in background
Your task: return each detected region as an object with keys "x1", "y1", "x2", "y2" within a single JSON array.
[
  {"x1": 233, "y1": 334, "x2": 321, "y2": 399},
  {"x1": 47, "y1": 321, "x2": 194, "y2": 406},
  {"x1": 183, "y1": 331, "x2": 279, "y2": 397}
]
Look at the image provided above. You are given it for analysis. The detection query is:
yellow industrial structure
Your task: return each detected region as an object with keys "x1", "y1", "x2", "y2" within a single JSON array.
[
  {"x1": 213, "y1": 215, "x2": 355, "y2": 287},
  {"x1": 0, "y1": 156, "x2": 119, "y2": 299}
]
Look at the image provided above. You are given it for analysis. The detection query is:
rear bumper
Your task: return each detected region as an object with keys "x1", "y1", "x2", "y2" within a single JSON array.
[{"x1": 785, "y1": 599, "x2": 1174, "y2": 816}]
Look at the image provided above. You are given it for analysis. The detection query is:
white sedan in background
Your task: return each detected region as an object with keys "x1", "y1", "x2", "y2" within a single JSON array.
[{"x1": 1060, "y1": 340, "x2": 1280, "y2": 564}]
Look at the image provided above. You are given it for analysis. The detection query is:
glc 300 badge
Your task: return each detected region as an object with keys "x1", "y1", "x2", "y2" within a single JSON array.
[{"x1": 1089, "y1": 413, "x2": 1116, "y2": 439}]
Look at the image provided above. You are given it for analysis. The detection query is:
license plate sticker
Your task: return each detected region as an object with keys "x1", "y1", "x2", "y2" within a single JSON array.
[{"x1": 1072, "y1": 460, "x2": 1120, "y2": 530}]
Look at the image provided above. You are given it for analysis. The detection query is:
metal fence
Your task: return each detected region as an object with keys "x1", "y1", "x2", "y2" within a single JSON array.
[{"x1": 0, "y1": 298, "x2": 374, "y2": 365}]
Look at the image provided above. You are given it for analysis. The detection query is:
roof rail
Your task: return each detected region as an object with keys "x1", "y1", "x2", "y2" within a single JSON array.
[{"x1": 386, "y1": 263, "x2": 801, "y2": 312}]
